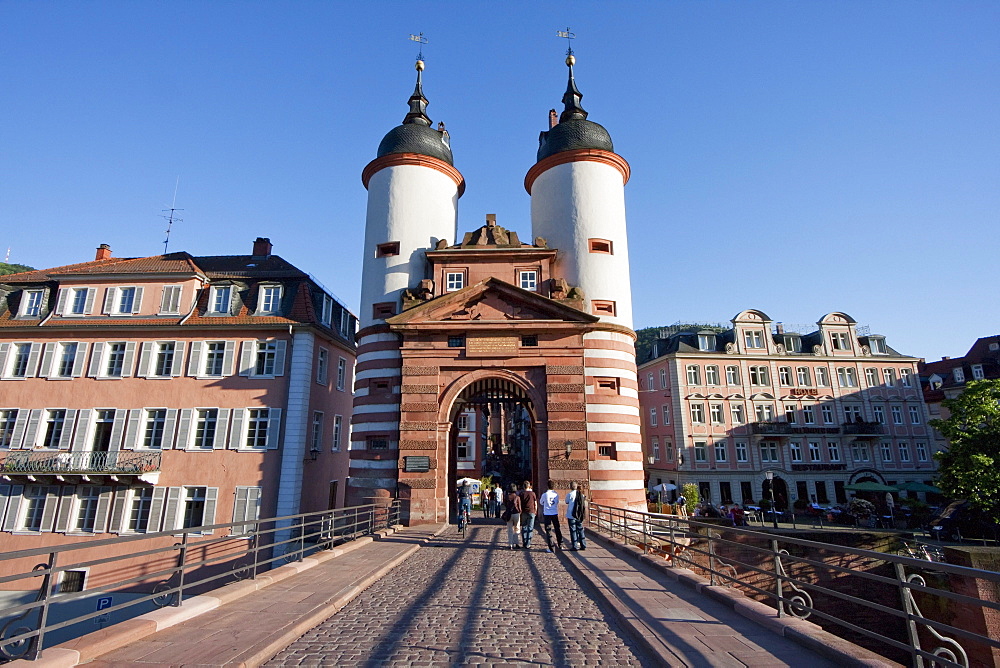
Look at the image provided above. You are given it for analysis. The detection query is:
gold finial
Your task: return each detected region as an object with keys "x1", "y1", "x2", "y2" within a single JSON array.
[
  {"x1": 415, "y1": 59, "x2": 425, "y2": 71},
  {"x1": 565, "y1": 54, "x2": 575, "y2": 67}
]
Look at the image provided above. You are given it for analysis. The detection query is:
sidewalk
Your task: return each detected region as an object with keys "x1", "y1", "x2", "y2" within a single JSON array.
[
  {"x1": 22, "y1": 525, "x2": 445, "y2": 668},
  {"x1": 562, "y1": 532, "x2": 896, "y2": 667}
]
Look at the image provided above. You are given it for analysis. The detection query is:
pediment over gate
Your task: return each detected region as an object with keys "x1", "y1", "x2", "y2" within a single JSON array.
[{"x1": 386, "y1": 277, "x2": 598, "y2": 326}]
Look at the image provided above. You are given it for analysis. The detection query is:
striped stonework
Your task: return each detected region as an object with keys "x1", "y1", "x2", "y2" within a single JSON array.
[{"x1": 583, "y1": 330, "x2": 646, "y2": 510}]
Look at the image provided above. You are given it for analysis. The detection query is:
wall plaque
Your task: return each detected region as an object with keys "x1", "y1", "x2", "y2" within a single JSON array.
[
  {"x1": 403, "y1": 456, "x2": 432, "y2": 473},
  {"x1": 466, "y1": 335, "x2": 518, "y2": 358}
]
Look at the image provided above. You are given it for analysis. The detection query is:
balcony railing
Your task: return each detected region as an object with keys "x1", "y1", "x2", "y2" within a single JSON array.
[
  {"x1": 0, "y1": 450, "x2": 161, "y2": 475},
  {"x1": 842, "y1": 421, "x2": 885, "y2": 435},
  {"x1": 750, "y1": 421, "x2": 794, "y2": 435}
]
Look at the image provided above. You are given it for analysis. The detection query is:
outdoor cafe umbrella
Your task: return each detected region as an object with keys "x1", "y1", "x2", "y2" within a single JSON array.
[
  {"x1": 844, "y1": 481, "x2": 899, "y2": 493},
  {"x1": 894, "y1": 481, "x2": 943, "y2": 494},
  {"x1": 652, "y1": 483, "x2": 677, "y2": 493}
]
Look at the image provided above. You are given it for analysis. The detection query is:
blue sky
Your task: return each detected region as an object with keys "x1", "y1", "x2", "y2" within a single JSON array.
[{"x1": 2, "y1": 1, "x2": 997, "y2": 361}]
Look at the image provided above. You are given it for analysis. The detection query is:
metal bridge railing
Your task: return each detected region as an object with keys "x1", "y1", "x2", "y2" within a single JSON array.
[
  {"x1": 0, "y1": 500, "x2": 400, "y2": 662},
  {"x1": 589, "y1": 503, "x2": 1000, "y2": 668}
]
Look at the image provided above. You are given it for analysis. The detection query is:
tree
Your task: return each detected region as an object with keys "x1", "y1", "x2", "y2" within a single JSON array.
[
  {"x1": 0, "y1": 262, "x2": 34, "y2": 276},
  {"x1": 681, "y1": 483, "x2": 699, "y2": 516},
  {"x1": 931, "y1": 379, "x2": 1000, "y2": 521}
]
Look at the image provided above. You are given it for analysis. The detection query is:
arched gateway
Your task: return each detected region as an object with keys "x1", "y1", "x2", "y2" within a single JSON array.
[{"x1": 346, "y1": 55, "x2": 646, "y2": 522}]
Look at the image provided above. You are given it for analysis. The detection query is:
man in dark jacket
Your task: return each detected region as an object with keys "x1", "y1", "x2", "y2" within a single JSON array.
[{"x1": 519, "y1": 481, "x2": 538, "y2": 549}]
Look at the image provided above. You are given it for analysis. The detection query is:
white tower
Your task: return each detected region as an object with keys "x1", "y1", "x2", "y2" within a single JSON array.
[
  {"x1": 359, "y1": 60, "x2": 465, "y2": 329},
  {"x1": 525, "y1": 55, "x2": 646, "y2": 511},
  {"x1": 526, "y1": 54, "x2": 632, "y2": 329}
]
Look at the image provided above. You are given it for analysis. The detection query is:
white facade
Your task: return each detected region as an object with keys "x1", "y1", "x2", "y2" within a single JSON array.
[
  {"x1": 529, "y1": 160, "x2": 633, "y2": 329},
  {"x1": 359, "y1": 164, "x2": 460, "y2": 329}
]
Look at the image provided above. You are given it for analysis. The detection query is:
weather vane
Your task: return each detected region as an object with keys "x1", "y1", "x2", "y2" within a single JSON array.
[
  {"x1": 556, "y1": 27, "x2": 576, "y2": 57},
  {"x1": 409, "y1": 32, "x2": 428, "y2": 62}
]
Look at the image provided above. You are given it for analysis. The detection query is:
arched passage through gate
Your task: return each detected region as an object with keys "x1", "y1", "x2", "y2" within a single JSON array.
[{"x1": 447, "y1": 376, "x2": 541, "y2": 519}]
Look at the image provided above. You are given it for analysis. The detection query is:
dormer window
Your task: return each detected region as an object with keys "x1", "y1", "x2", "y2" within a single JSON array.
[
  {"x1": 869, "y1": 337, "x2": 888, "y2": 355},
  {"x1": 320, "y1": 295, "x2": 334, "y2": 327},
  {"x1": 518, "y1": 270, "x2": 538, "y2": 291},
  {"x1": 953, "y1": 367, "x2": 965, "y2": 384},
  {"x1": 744, "y1": 330, "x2": 764, "y2": 349},
  {"x1": 446, "y1": 272, "x2": 465, "y2": 292},
  {"x1": 257, "y1": 285, "x2": 282, "y2": 315},
  {"x1": 830, "y1": 332, "x2": 850, "y2": 351},
  {"x1": 56, "y1": 287, "x2": 96, "y2": 315},
  {"x1": 159, "y1": 285, "x2": 182, "y2": 315},
  {"x1": 210, "y1": 286, "x2": 232, "y2": 314},
  {"x1": 697, "y1": 334, "x2": 716, "y2": 351},
  {"x1": 103, "y1": 287, "x2": 143, "y2": 315},
  {"x1": 783, "y1": 335, "x2": 802, "y2": 353},
  {"x1": 20, "y1": 289, "x2": 45, "y2": 317},
  {"x1": 972, "y1": 364, "x2": 985, "y2": 380}
]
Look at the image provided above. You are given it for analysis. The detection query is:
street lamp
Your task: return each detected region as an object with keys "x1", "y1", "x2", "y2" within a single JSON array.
[{"x1": 765, "y1": 470, "x2": 779, "y2": 529}]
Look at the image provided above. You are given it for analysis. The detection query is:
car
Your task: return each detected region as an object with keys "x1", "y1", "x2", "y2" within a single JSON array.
[{"x1": 925, "y1": 500, "x2": 1000, "y2": 541}]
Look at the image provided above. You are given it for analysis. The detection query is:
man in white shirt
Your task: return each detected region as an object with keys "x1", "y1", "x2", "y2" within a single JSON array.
[{"x1": 539, "y1": 479, "x2": 564, "y2": 553}]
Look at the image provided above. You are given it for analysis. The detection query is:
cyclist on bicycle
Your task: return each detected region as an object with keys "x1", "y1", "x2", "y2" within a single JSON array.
[{"x1": 457, "y1": 481, "x2": 473, "y2": 531}]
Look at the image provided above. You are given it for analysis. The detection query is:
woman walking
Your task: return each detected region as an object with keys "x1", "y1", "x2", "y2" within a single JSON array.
[{"x1": 504, "y1": 483, "x2": 522, "y2": 549}]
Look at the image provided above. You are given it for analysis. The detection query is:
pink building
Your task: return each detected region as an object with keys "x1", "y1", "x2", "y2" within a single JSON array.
[
  {"x1": 0, "y1": 239, "x2": 356, "y2": 589},
  {"x1": 639, "y1": 310, "x2": 937, "y2": 509}
]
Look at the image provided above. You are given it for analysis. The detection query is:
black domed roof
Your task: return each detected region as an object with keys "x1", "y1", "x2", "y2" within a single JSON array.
[
  {"x1": 537, "y1": 119, "x2": 613, "y2": 161},
  {"x1": 378, "y1": 123, "x2": 454, "y2": 165}
]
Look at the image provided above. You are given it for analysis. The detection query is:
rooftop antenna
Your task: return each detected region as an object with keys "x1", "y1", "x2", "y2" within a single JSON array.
[
  {"x1": 160, "y1": 177, "x2": 184, "y2": 254},
  {"x1": 4, "y1": 247, "x2": 10, "y2": 263},
  {"x1": 556, "y1": 26, "x2": 576, "y2": 57},
  {"x1": 408, "y1": 31, "x2": 428, "y2": 62}
]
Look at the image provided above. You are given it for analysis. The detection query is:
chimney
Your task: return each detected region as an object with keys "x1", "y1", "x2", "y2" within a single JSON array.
[
  {"x1": 548, "y1": 109, "x2": 558, "y2": 129},
  {"x1": 941, "y1": 356, "x2": 951, "y2": 361},
  {"x1": 252, "y1": 237, "x2": 272, "y2": 257},
  {"x1": 775, "y1": 322, "x2": 785, "y2": 335},
  {"x1": 95, "y1": 244, "x2": 112, "y2": 261}
]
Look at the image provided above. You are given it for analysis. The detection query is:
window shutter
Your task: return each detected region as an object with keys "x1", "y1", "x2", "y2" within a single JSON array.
[
  {"x1": 231, "y1": 487, "x2": 249, "y2": 535},
  {"x1": 54, "y1": 487, "x2": 76, "y2": 533},
  {"x1": 171, "y1": 341, "x2": 186, "y2": 377},
  {"x1": 121, "y1": 341, "x2": 137, "y2": 377},
  {"x1": 109, "y1": 409, "x2": 127, "y2": 451},
  {"x1": 175, "y1": 409, "x2": 193, "y2": 450},
  {"x1": 88, "y1": 342, "x2": 105, "y2": 377},
  {"x1": 58, "y1": 409, "x2": 77, "y2": 450},
  {"x1": 123, "y1": 409, "x2": 143, "y2": 450},
  {"x1": 2, "y1": 486, "x2": 24, "y2": 531},
  {"x1": 137, "y1": 342, "x2": 153, "y2": 378},
  {"x1": 0, "y1": 343, "x2": 8, "y2": 376},
  {"x1": 228, "y1": 409, "x2": 246, "y2": 449},
  {"x1": 247, "y1": 487, "x2": 262, "y2": 524},
  {"x1": 91, "y1": 486, "x2": 113, "y2": 533},
  {"x1": 55, "y1": 288, "x2": 69, "y2": 315},
  {"x1": 159, "y1": 287, "x2": 174, "y2": 314},
  {"x1": 265, "y1": 408, "x2": 282, "y2": 450},
  {"x1": 25, "y1": 343, "x2": 42, "y2": 377},
  {"x1": 72, "y1": 409, "x2": 92, "y2": 451},
  {"x1": 84, "y1": 288, "x2": 97, "y2": 314},
  {"x1": 162, "y1": 409, "x2": 178, "y2": 449},
  {"x1": 109, "y1": 488, "x2": 128, "y2": 533},
  {"x1": 71, "y1": 342, "x2": 89, "y2": 377},
  {"x1": 103, "y1": 287, "x2": 117, "y2": 314},
  {"x1": 148, "y1": 487, "x2": 167, "y2": 532},
  {"x1": 38, "y1": 342, "x2": 56, "y2": 378},
  {"x1": 131, "y1": 287, "x2": 144, "y2": 314},
  {"x1": 238, "y1": 341, "x2": 255, "y2": 376},
  {"x1": 273, "y1": 340, "x2": 287, "y2": 376},
  {"x1": 9, "y1": 410, "x2": 29, "y2": 450},
  {"x1": 187, "y1": 341, "x2": 203, "y2": 376},
  {"x1": 201, "y1": 487, "x2": 219, "y2": 535},
  {"x1": 162, "y1": 487, "x2": 182, "y2": 533},
  {"x1": 223, "y1": 341, "x2": 236, "y2": 376},
  {"x1": 21, "y1": 410, "x2": 42, "y2": 450},
  {"x1": 213, "y1": 409, "x2": 230, "y2": 449}
]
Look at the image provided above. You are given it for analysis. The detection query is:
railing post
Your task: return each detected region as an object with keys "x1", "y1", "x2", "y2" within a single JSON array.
[
  {"x1": 708, "y1": 532, "x2": 717, "y2": 586},
  {"x1": 771, "y1": 538, "x2": 783, "y2": 617},
  {"x1": 668, "y1": 520, "x2": 677, "y2": 568},
  {"x1": 175, "y1": 533, "x2": 189, "y2": 607},
  {"x1": 642, "y1": 512, "x2": 648, "y2": 554},
  {"x1": 250, "y1": 530, "x2": 260, "y2": 580},
  {"x1": 28, "y1": 551, "x2": 58, "y2": 660},
  {"x1": 895, "y1": 562, "x2": 924, "y2": 667},
  {"x1": 298, "y1": 516, "x2": 306, "y2": 561}
]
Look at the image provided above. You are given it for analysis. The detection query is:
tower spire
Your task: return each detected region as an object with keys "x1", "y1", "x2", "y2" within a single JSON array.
[
  {"x1": 559, "y1": 40, "x2": 587, "y2": 123},
  {"x1": 403, "y1": 59, "x2": 432, "y2": 126}
]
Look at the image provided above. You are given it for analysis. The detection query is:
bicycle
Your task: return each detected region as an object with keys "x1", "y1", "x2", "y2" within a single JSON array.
[{"x1": 458, "y1": 506, "x2": 471, "y2": 537}]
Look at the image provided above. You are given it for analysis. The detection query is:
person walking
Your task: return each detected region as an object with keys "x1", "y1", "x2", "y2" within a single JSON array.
[
  {"x1": 519, "y1": 481, "x2": 538, "y2": 549},
  {"x1": 492, "y1": 484, "x2": 503, "y2": 519},
  {"x1": 503, "y1": 483, "x2": 522, "y2": 549},
  {"x1": 539, "y1": 479, "x2": 564, "y2": 553},
  {"x1": 676, "y1": 493, "x2": 688, "y2": 519},
  {"x1": 565, "y1": 481, "x2": 587, "y2": 550}
]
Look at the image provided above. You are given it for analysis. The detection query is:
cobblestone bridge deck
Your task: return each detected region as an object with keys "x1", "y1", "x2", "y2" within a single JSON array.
[{"x1": 74, "y1": 522, "x2": 852, "y2": 667}]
